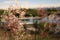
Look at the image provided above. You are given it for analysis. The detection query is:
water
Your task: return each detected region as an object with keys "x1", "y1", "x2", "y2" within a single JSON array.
[{"x1": 19, "y1": 17, "x2": 41, "y2": 24}]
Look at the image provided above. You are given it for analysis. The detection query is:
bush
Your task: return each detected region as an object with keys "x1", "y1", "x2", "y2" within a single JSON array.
[{"x1": 38, "y1": 22, "x2": 45, "y2": 32}]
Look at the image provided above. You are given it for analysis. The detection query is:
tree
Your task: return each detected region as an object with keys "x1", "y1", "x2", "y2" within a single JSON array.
[
  {"x1": 25, "y1": 9, "x2": 37, "y2": 17},
  {"x1": 46, "y1": 9, "x2": 52, "y2": 15},
  {"x1": 0, "y1": 9, "x2": 4, "y2": 15},
  {"x1": 0, "y1": 9, "x2": 4, "y2": 21}
]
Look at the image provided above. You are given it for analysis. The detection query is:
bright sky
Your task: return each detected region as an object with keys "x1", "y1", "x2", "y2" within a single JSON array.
[{"x1": 0, "y1": 0, "x2": 60, "y2": 9}]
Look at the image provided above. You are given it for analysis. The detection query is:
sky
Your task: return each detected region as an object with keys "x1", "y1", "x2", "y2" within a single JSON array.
[{"x1": 0, "y1": 0, "x2": 60, "y2": 9}]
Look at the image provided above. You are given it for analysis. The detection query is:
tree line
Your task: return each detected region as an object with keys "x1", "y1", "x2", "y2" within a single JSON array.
[{"x1": 0, "y1": 8, "x2": 60, "y2": 17}]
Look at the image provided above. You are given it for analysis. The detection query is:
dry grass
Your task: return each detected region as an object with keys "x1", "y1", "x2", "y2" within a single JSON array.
[{"x1": 0, "y1": 29, "x2": 60, "y2": 40}]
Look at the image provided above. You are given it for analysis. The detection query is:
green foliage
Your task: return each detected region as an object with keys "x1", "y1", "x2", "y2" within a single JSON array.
[
  {"x1": 0, "y1": 9, "x2": 4, "y2": 21},
  {"x1": 0, "y1": 9, "x2": 4, "y2": 15},
  {"x1": 47, "y1": 9, "x2": 51, "y2": 12},
  {"x1": 33, "y1": 20, "x2": 38, "y2": 28},
  {"x1": 39, "y1": 22, "x2": 45, "y2": 29},
  {"x1": 52, "y1": 8, "x2": 57, "y2": 12},
  {"x1": 38, "y1": 22, "x2": 45, "y2": 32},
  {"x1": 25, "y1": 9, "x2": 37, "y2": 17},
  {"x1": 46, "y1": 8, "x2": 58, "y2": 15},
  {"x1": 4, "y1": 11, "x2": 8, "y2": 15}
]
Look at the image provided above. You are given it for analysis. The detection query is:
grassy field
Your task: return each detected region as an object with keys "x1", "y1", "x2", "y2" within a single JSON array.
[
  {"x1": 0, "y1": 28, "x2": 60, "y2": 40},
  {"x1": 0, "y1": 22, "x2": 60, "y2": 40}
]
